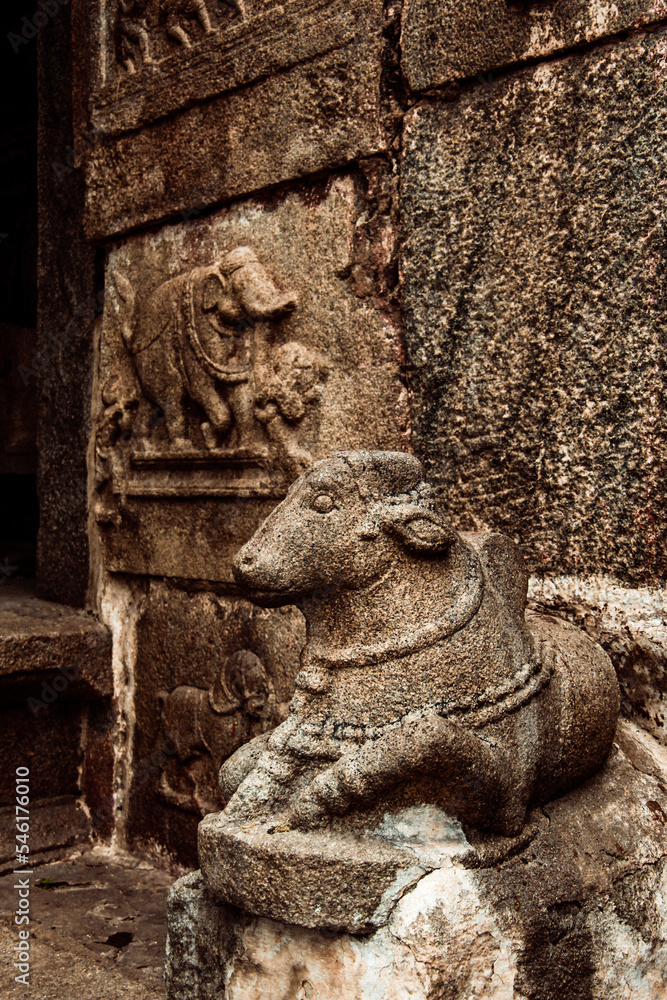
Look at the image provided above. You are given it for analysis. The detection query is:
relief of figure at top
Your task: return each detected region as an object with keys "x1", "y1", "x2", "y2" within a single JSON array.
[
  {"x1": 162, "y1": 0, "x2": 216, "y2": 47},
  {"x1": 116, "y1": 0, "x2": 244, "y2": 74}
]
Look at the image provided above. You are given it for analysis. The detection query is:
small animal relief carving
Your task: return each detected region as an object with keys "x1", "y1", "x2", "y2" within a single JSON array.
[
  {"x1": 159, "y1": 649, "x2": 289, "y2": 815},
  {"x1": 223, "y1": 451, "x2": 620, "y2": 837},
  {"x1": 254, "y1": 342, "x2": 330, "y2": 478}
]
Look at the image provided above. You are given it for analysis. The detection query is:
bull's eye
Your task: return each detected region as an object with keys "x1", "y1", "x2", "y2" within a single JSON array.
[{"x1": 311, "y1": 494, "x2": 334, "y2": 513}]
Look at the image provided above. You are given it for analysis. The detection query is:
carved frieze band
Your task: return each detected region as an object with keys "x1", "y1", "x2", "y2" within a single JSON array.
[{"x1": 94, "y1": 0, "x2": 371, "y2": 134}]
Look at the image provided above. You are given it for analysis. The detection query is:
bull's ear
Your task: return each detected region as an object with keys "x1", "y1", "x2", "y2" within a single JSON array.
[
  {"x1": 384, "y1": 504, "x2": 456, "y2": 553},
  {"x1": 202, "y1": 273, "x2": 224, "y2": 311}
]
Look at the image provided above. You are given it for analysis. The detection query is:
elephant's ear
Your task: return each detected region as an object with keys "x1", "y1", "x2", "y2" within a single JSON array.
[{"x1": 202, "y1": 272, "x2": 225, "y2": 312}]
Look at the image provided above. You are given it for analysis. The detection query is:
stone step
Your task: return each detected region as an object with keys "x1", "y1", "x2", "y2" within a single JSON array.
[
  {"x1": 0, "y1": 581, "x2": 114, "y2": 853},
  {"x1": 0, "y1": 580, "x2": 111, "y2": 699}
]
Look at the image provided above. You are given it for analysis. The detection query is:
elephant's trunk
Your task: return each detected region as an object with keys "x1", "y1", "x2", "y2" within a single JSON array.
[{"x1": 231, "y1": 260, "x2": 298, "y2": 322}]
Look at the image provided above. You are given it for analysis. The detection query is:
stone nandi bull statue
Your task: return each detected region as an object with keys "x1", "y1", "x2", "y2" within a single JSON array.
[{"x1": 222, "y1": 451, "x2": 619, "y2": 839}]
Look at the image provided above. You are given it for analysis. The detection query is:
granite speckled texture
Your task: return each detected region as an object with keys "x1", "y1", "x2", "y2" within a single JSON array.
[
  {"x1": 402, "y1": 31, "x2": 667, "y2": 584},
  {"x1": 401, "y1": 0, "x2": 667, "y2": 91}
]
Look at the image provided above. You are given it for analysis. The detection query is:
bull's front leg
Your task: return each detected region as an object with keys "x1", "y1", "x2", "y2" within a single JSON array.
[
  {"x1": 287, "y1": 715, "x2": 524, "y2": 836},
  {"x1": 220, "y1": 718, "x2": 308, "y2": 822}
]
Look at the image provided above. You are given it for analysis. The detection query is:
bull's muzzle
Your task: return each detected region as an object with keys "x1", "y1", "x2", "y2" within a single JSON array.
[{"x1": 232, "y1": 547, "x2": 288, "y2": 607}]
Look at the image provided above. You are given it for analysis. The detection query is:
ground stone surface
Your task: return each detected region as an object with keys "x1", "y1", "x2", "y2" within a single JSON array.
[
  {"x1": 402, "y1": 30, "x2": 667, "y2": 585},
  {"x1": 167, "y1": 720, "x2": 667, "y2": 999},
  {"x1": 0, "y1": 846, "x2": 174, "y2": 999}
]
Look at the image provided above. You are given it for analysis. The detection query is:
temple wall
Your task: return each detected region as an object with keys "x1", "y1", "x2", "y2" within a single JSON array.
[{"x1": 30, "y1": 0, "x2": 666, "y2": 867}]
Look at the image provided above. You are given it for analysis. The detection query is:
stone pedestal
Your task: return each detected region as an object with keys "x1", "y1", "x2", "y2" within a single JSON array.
[{"x1": 166, "y1": 719, "x2": 667, "y2": 1000}]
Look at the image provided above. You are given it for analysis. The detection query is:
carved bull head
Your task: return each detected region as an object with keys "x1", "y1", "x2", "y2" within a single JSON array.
[{"x1": 233, "y1": 451, "x2": 458, "y2": 607}]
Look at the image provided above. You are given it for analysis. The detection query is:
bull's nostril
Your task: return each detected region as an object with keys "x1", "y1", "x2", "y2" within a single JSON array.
[{"x1": 239, "y1": 553, "x2": 254, "y2": 567}]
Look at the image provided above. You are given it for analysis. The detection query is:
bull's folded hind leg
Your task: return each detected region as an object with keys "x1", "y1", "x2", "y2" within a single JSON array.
[
  {"x1": 218, "y1": 732, "x2": 272, "y2": 804},
  {"x1": 287, "y1": 715, "x2": 523, "y2": 834},
  {"x1": 221, "y1": 751, "x2": 301, "y2": 822}
]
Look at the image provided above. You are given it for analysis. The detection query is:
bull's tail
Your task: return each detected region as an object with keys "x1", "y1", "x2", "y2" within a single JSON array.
[{"x1": 111, "y1": 271, "x2": 137, "y2": 353}]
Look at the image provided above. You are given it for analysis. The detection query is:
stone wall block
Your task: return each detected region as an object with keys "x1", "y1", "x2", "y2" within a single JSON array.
[
  {"x1": 401, "y1": 0, "x2": 667, "y2": 92},
  {"x1": 401, "y1": 32, "x2": 667, "y2": 583}
]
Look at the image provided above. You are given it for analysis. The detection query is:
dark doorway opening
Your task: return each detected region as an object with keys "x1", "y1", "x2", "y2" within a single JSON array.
[{"x1": 0, "y1": 0, "x2": 39, "y2": 584}]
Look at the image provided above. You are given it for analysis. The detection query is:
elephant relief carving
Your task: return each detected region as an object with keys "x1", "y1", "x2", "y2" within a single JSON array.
[{"x1": 98, "y1": 246, "x2": 329, "y2": 505}]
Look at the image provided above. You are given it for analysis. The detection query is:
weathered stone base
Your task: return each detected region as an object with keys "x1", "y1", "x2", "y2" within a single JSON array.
[
  {"x1": 166, "y1": 719, "x2": 667, "y2": 999},
  {"x1": 197, "y1": 804, "x2": 541, "y2": 933}
]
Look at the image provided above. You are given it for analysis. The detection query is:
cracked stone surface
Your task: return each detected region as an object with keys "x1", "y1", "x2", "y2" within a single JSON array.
[
  {"x1": 0, "y1": 846, "x2": 174, "y2": 999},
  {"x1": 166, "y1": 719, "x2": 667, "y2": 999}
]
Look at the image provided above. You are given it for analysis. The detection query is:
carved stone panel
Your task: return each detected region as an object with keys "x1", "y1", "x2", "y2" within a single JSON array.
[
  {"x1": 126, "y1": 581, "x2": 305, "y2": 865},
  {"x1": 401, "y1": 31, "x2": 667, "y2": 584},
  {"x1": 95, "y1": 173, "x2": 406, "y2": 580},
  {"x1": 76, "y1": 0, "x2": 388, "y2": 238},
  {"x1": 401, "y1": 0, "x2": 667, "y2": 93}
]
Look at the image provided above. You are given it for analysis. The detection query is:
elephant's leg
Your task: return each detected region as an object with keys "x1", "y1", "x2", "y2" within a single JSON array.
[
  {"x1": 192, "y1": 382, "x2": 233, "y2": 448},
  {"x1": 288, "y1": 715, "x2": 522, "y2": 835},
  {"x1": 162, "y1": 397, "x2": 191, "y2": 450},
  {"x1": 228, "y1": 382, "x2": 266, "y2": 452}
]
